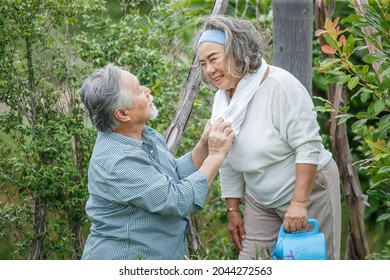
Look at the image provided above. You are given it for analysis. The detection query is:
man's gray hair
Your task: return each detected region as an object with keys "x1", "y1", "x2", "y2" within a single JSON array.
[
  {"x1": 195, "y1": 15, "x2": 269, "y2": 85},
  {"x1": 79, "y1": 63, "x2": 133, "y2": 132}
]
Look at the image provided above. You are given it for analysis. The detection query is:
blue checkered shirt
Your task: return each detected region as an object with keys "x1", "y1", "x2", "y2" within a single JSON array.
[{"x1": 81, "y1": 126, "x2": 209, "y2": 260}]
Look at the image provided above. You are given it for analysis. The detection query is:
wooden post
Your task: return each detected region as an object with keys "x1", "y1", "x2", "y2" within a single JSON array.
[
  {"x1": 272, "y1": 0, "x2": 313, "y2": 94},
  {"x1": 164, "y1": 0, "x2": 230, "y2": 258},
  {"x1": 164, "y1": 0, "x2": 229, "y2": 154}
]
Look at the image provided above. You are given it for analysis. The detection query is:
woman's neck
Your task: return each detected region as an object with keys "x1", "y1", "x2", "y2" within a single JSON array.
[{"x1": 226, "y1": 88, "x2": 236, "y2": 99}]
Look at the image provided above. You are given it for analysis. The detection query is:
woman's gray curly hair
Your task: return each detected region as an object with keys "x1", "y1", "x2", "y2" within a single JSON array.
[{"x1": 194, "y1": 15, "x2": 269, "y2": 85}]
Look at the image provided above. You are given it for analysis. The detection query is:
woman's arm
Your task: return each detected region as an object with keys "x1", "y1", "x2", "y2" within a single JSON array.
[{"x1": 283, "y1": 163, "x2": 317, "y2": 231}]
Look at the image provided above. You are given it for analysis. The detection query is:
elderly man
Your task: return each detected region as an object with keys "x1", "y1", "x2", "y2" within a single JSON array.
[{"x1": 79, "y1": 63, "x2": 235, "y2": 260}]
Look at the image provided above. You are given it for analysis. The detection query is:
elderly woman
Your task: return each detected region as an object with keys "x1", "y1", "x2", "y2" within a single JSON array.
[
  {"x1": 79, "y1": 63, "x2": 235, "y2": 259},
  {"x1": 195, "y1": 15, "x2": 341, "y2": 260}
]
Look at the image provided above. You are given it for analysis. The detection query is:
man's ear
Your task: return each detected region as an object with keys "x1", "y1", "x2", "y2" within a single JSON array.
[{"x1": 114, "y1": 109, "x2": 131, "y2": 122}]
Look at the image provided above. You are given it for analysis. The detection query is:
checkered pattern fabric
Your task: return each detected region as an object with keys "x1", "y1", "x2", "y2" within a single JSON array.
[{"x1": 81, "y1": 126, "x2": 208, "y2": 260}]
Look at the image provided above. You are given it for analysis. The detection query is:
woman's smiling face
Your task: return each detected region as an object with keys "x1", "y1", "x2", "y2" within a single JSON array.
[{"x1": 198, "y1": 42, "x2": 240, "y2": 93}]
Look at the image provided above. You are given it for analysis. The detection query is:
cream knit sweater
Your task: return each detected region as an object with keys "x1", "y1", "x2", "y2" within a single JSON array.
[{"x1": 219, "y1": 65, "x2": 332, "y2": 208}]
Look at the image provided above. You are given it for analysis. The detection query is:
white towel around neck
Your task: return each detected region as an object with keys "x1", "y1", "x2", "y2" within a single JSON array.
[{"x1": 211, "y1": 58, "x2": 268, "y2": 136}]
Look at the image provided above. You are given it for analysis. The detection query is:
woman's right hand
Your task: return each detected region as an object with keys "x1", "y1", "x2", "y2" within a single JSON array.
[
  {"x1": 226, "y1": 197, "x2": 245, "y2": 251},
  {"x1": 227, "y1": 210, "x2": 245, "y2": 251}
]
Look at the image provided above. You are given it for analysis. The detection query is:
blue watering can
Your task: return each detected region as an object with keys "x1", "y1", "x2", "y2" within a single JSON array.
[{"x1": 273, "y1": 218, "x2": 326, "y2": 260}]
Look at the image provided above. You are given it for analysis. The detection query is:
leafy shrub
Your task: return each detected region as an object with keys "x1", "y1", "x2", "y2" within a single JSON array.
[{"x1": 314, "y1": 0, "x2": 389, "y2": 259}]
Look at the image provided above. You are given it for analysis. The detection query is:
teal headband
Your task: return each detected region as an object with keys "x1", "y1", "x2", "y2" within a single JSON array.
[{"x1": 197, "y1": 30, "x2": 226, "y2": 47}]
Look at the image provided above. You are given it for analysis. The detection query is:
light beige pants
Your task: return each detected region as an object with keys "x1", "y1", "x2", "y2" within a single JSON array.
[{"x1": 239, "y1": 159, "x2": 341, "y2": 260}]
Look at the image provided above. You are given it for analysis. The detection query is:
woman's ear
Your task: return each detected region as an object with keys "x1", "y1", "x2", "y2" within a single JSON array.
[{"x1": 114, "y1": 109, "x2": 131, "y2": 122}]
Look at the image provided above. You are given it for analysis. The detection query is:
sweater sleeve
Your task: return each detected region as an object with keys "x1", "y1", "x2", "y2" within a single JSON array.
[
  {"x1": 219, "y1": 158, "x2": 245, "y2": 198},
  {"x1": 272, "y1": 73, "x2": 322, "y2": 165}
]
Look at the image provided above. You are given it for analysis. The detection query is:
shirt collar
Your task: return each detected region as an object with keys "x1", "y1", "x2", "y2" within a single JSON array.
[{"x1": 98, "y1": 126, "x2": 157, "y2": 148}]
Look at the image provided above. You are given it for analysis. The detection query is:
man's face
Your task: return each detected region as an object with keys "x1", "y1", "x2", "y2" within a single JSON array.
[{"x1": 121, "y1": 70, "x2": 158, "y2": 124}]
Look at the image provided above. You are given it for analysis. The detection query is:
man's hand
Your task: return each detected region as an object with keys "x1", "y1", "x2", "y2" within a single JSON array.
[{"x1": 208, "y1": 117, "x2": 235, "y2": 158}]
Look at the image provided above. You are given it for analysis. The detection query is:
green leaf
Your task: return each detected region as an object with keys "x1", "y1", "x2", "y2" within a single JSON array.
[
  {"x1": 362, "y1": 53, "x2": 387, "y2": 64},
  {"x1": 367, "y1": 189, "x2": 389, "y2": 200},
  {"x1": 344, "y1": 34, "x2": 355, "y2": 56},
  {"x1": 374, "y1": 121, "x2": 390, "y2": 140},
  {"x1": 378, "y1": 166, "x2": 390, "y2": 174},
  {"x1": 352, "y1": 118, "x2": 367, "y2": 130},
  {"x1": 360, "y1": 88, "x2": 373, "y2": 103},
  {"x1": 382, "y1": 66, "x2": 390, "y2": 78},
  {"x1": 360, "y1": 65, "x2": 369, "y2": 75},
  {"x1": 379, "y1": 114, "x2": 390, "y2": 124},
  {"x1": 340, "y1": 105, "x2": 350, "y2": 112},
  {"x1": 341, "y1": 14, "x2": 362, "y2": 24},
  {"x1": 323, "y1": 33, "x2": 339, "y2": 50},
  {"x1": 373, "y1": 99, "x2": 386, "y2": 116},
  {"x1": 370, "y1": 178, "x2": 390, "y2": 189},
  {"x1": 356, "y1": 111, "x2": 373, "y2": 119},
  {"x1": 326, "y1": 75, "x2": 345, "y2": 84},
  {"x1": 377, "y1": 214, "x2": 390, "y2": 222},
  {"x1": 347, "y1": 76, "x2": 359, "y2": 90},
  {"x1": 336, "y1": 114, "x2": 353, "y2": 125},
  {"x1": 320, "y1": 58, "x2": 341, "y2": 68},
  {"x1": 313, "y1": 106, "x2": 336, "y2": 113},
  {"x1": 338, "y1": 74, "x2": 351, "y2": 84},
  {"x1": 355, "y1": 45, "x2": 369, "y2": 52}
]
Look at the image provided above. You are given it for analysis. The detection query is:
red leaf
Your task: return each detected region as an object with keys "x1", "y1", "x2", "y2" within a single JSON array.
[
  {"x1": 315, "y1": 29, "x2": 327, "y2": 36},
  {"x1": 324, "y1": 18, "x2": 333, "y2": 32},
  {"x1": 333, "y1": 17, "x2": 340, "y2": 27},
  {"x1": 339, "y1": 35, "x2": 347, "y2": 46},
  {"x1": 321, "y1": 45, "x2": 336, "y2": 54}
]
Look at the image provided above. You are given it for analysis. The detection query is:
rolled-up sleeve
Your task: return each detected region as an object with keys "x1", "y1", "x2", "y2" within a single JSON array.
[
  {"x1": 175, "y1": 152, "x2": 198, "y2": 180},
  {"x1": 274, "y1": 80, "x2": 322, "y2": 165},
  {"x1": 219, "y1": 158, "x2": 245, "y2": 198},
  {"x1": 89, "y1": 149, "x2": 209, "y2": 218}
]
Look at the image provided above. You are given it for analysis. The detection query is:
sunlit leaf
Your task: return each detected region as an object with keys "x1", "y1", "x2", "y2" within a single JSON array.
[
  {"x1": 339, "y1": 34, "x2": 347, "y2": 46},
  {"x1": 363, "y1": 53, "x2": 387, "y2": 64},
  {"x1": 344, "y1": 35, "x2": 355, "y2": 56},
  {"x1": 315, "y1": 29, "x2": 327, "y2": 36},
  {"x1": 339, "y1": 74, "x2": 351, "y2": 84},
  {"x1": 378, "y1": 166, "x2": 390, "y2": 174},
  {"x1": 340, "y1": 14, "x2": 363, "y2": 24},
  {"x1": 373, "y1": 99, "x2": 386, "y2": 116},
  {"x1": 347, "y1": 76, "x2": 359, "y2": 90},
  {"x1": 356, "y1": 111, "x2": 373, "y2": 119},
  {"x1": 335, "y1": 114, "x2": 353, "y2": 125},
  {"x1": 351, "y1": 118, "x2": 367, "y2": 130},
  {"x1": 321, "y1": 45, "x2": 336, "y2": 55},
  {"x1": 377, "y1": 214, "x2": 390, "y2": 222}
]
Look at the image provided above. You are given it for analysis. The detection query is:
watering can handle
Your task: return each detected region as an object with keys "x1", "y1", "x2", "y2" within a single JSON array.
[
  {"x1": 278, "y1": 218, "x2": 319, "y2": 236},
  {"x1": 307, "y1": 219, "x2": 319, "y2": 233}
]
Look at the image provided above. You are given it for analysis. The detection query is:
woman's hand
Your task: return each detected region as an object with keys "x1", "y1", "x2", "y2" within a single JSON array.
[
  {"x1": 283, "y1": 163, "x2": 316, "y2": 232},
  {"x1": 226, "y1": 197, "x2": 245, "y2": 251},
  {"x1": 227, "y1": 210, "x2": 245, "y2": 251},
  {"x1": 283, "y1": 200, "x2": 308, "y2": 232}
]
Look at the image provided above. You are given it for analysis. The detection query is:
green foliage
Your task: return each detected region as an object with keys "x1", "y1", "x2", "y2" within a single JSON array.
[
  {"x1": 0, "y1": 0, "x2": 222, "y2": 260},
  {"x1": 1, "y1": 0, "x2": 387, "y2": 261},
  {"x1": 314, "y1": 0, "x2": 389, "y2": 258},
  {"x1": 0, "y1": 0, "x2": 97, "y2": 259}
]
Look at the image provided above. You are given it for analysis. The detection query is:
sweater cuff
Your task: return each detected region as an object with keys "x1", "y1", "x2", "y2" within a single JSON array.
[{"x1": 295, "y1": 142, "x2": 320, "y2": 164}]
